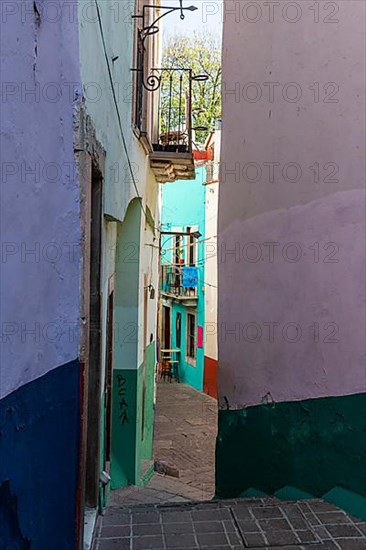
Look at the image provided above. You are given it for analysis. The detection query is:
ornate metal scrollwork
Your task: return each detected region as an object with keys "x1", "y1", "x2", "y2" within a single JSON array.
[
  {"x1": 144, "y1": 71, "x2": 162, "y2": 92},
  {"x1": 131, "y1": 2, "x2": 198, "y2": 96},
  {"x1": 132, "y1": 2, "x2": 197, "y2": 47}
]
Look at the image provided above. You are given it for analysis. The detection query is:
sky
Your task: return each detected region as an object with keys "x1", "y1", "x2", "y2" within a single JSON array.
[{"x1": 162, "y1": 0, "x2": 223, "y2": 39}]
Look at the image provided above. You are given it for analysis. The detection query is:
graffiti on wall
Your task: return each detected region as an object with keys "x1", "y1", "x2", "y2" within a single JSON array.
[{"x1": 116, "y1": 374, "x2": 129, "y2": 426}]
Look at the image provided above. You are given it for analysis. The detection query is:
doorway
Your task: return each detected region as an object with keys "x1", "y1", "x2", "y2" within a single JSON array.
[
  {"x1": 84, "y1": 165, "x2": 103, "y2": 509},
  {"x1": 162, "y1": 305, "x2": 171, "y2": 350}
]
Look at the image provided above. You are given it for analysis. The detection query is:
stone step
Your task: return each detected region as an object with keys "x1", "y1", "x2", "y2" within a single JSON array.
[
  {"x1": 238, "y1": 485, "x2": 366, "y2": 521},
  {"x1": 93, "y1": 496, "x2": 366, "y2": 549}
]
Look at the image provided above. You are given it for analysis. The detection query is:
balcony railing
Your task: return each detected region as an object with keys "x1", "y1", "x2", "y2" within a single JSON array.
[
  {"x1": 148, "y1": 68, "x2": 196, "y2": 183},
  {"x1": 132, "y1": 3, "x2": 203, "y2": 183},
  {"x1": 152, "y1": 68, "x2": 192, "y2": 154},
  {"x1": 161, "y1": 264, "x2": 198, "y2": 299}
]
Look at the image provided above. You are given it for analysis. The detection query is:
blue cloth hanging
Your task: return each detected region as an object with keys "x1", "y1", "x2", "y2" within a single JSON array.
[{"x1": 182, "y1": 266, "x2": 198, "y2": 287}]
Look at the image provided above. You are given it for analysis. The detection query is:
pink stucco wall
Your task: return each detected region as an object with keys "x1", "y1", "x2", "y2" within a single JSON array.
[{"x1": 218, "y1": 0, "x2": 365, "y2": 408}]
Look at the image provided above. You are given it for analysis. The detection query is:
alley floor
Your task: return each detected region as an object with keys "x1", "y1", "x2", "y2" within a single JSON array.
[
  {"x1": 93, "y1": 381, "x2": 366, "y2": 549},
  {"x1": 93, "y1": 497, "x2": 366, "y2": 549},
  {"x1": 110, "y1": 380, "x2": 217, "y2": 507}
]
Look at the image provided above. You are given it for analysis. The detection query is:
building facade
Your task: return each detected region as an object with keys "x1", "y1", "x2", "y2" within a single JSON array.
[
  {"x1": 1, "y1": 1, "x2": 197, "y2": 548},
  {"x1": 203, "y1": 129, "x2": 220, "y2": 399},
  {"x1": 160, "y1": 164, "x2": 206, "y2": 391},
  {"x1": 217, "y1": 0, "x2": 366, "y2": 519},
  {"x1": 77, "y1": 0, "x2": 162, "y2": 527},
  {"x1": 160, "y1": 130, "x2": 220, "y2": 395}
]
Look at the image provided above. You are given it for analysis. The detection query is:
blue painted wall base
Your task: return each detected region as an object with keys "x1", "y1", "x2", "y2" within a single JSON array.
[{"x1": 0, "y1": 360, "x2": 80, "y2": 549}]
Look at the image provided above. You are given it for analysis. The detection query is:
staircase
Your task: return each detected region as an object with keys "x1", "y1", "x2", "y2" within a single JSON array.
[
  {"x1": 240, "y1": 486, "x2": 366, "y2": 522},
  {"x1": 92, "y1": 495, "x2": 366, "y2": 549}
]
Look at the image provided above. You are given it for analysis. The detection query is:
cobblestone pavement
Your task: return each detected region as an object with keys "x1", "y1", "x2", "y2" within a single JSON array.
[
  {"x1": 152, "y1": 380, "x2": 217, "y2": 500},
  {"x1": 110, "y1": 380, "x2": 217, "y2": 506},
  {"x1": 109, "y1": 473, "x2": 194, "y2": 506},
  {"x1": 93, "y1": 497, "x2": 366, "y2": 549}
]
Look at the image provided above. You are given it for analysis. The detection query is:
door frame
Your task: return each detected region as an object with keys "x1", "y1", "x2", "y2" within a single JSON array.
[
  {"x1": 75, "y1": 115, "x2": 106, "y2": 549},
  {"x1": 84, "y1": 163, "x2": 103, "y2": 507}
]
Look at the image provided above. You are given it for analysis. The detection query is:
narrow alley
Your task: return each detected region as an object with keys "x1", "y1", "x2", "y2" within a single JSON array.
[
  {"x1": 109, "y1": 380, "x2": 217, "y2": 506},
  {"x1": 1, "y1": 0, "x2": 365, "y2": 548}
]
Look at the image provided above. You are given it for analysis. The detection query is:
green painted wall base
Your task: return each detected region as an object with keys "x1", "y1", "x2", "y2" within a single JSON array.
[
  {"x1": 111, "y1": 342, "x2": 156, "y2": 490},
  {"x1": 111, "y1": 368, "x2": 138, "y2": 488},
  {"x1": 216, "y1": 392, "x2": 366, "y2": 519},
  {"x1": 240, "y1": 488, "x2": 268, "y2": 498},
  {"x1": 274, "y1": 487, "x2": 314, "y2": 501}
]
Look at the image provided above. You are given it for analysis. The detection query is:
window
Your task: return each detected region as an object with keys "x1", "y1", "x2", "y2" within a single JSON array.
[
  {"x1": 134, "y1": 35, "x2": 145, "y2": 131},
  {"x1": 186, "y1": 227, "x2": 197, "y2": 266},
  {"x1": 132, "y1": 1, "x2": 145, "y2": 131},
  {"x1": 189, "y1": 235, "x2": 195, "y2": 266},
  {"x1": 186, "y1": 312, "x2": 196, "y2": 361},
  {"x1": 174, "y1": 234, "x2": 183, "y2": 265},
  {"x1": 176, "y1": 312, "x2": 182, "y2": 348},
  {"x1": 162, "y1": 305, "x2": 171, "y2": 350},
  {"x1": 173, "y1": 234, "x2": 183, "y2": 291}
]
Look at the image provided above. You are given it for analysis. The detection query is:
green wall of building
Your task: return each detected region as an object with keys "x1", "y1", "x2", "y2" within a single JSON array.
[
  {"x1": 111, "y1": 342, "x2": 156, "y2": 489},
  {"x1": 140, "y1": 343, "x2": 156, "y2": 462},
  {"x1": 216, "y1": 392, "x2": 366, "y2": 519}
]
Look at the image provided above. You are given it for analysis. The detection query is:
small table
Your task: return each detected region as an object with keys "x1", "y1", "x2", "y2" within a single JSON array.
[{"x1": 160, "y1": 349, "x2": 181, "y2": 382}]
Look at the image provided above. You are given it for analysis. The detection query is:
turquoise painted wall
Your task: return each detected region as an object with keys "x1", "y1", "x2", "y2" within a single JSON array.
[
  {"x1": 161, "y1": 165, "x2": 206, "y2": 229},
  {"x1": 161, "y1": 166, "x2": 206, "y2": 391},
  {"x1": 170, "y1": 303, "x2": 204, "y2": 391}
]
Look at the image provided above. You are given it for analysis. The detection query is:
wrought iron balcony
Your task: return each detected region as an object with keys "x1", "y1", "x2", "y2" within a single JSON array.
[
  {"x1": 150, "y1": 68, "x2": 196, "y2": 182},
  {"x1": 161, "y1": 264, "x2": 198, "y2": 300},
  {"x1": 131, "y1": 3, "x2": 206, "y2": 183}
]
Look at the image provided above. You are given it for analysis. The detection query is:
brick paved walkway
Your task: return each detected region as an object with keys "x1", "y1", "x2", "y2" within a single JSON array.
[
  {"x1": 152, "y1": 380, "x2": 217, "y2": 500},
  {"x1": 110, "y1": 380, "x2": 217, "y2": 506},
  {"x1": 93, "y1": 497, "x2": 366, "y2": 549}
]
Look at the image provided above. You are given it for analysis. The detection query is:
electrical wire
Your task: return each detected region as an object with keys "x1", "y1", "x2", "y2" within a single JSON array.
[{"x1": 161, "y1": 234, "x2": 218, "y2": 254}]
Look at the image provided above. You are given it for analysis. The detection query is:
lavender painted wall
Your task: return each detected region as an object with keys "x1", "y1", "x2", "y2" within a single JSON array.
[
  {"x1": 0, "y1": 1, "x2": 82, "y2": 398},
  {"x1": 218, "y1": 0, "x2": 365, "y2": 408}
]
